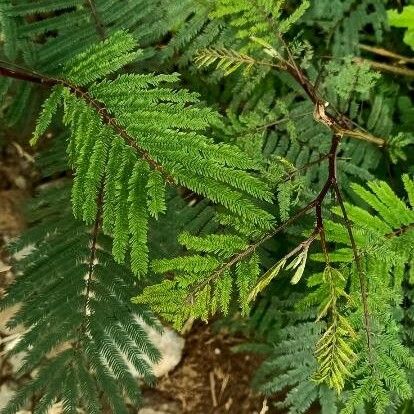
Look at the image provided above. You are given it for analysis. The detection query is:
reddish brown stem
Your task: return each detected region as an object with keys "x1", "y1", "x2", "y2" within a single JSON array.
[{"x1": 0, "y1": 62, "x2": 174, "y2": 183}]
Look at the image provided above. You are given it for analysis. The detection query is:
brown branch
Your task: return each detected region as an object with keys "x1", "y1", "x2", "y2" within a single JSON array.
[
  {"x1": 247, "y1": 42, "x2": 387, "y2": 147},
  {"x1": 386, "y1": 222, "x2": 414, "y2": 238},
  {"x1": 285, "y1": 33, "x2": 374, "y2": 352},
  {"x1": 353, "y1": 57, "x2": 414, "y2": 78},
  {"x1": 359, "y1": 44, "x2": 414, "y2": 64},
  {"x1": 277, "y1": 42, "x2": 383, "y2": 358},
  {"x1": 289, "y1": 46, "x2": 377, "y2": 355},
  {"x1": 0, "y1": 65, "x2": 54, "y2": 86},
  {"x1": 0, "y1": 63, "x2": 174, "y2": 184},
  {"x1": 85, "y1": 0, "x2": 106, "y2": 40},
  {"x1": 283, "y1": 62, "x2": 386, "y2": 147}
]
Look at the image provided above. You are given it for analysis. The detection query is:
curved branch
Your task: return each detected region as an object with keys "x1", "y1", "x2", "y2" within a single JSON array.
[{"x1": 0, "y1": 63, "x2": 174, "y2": 183}]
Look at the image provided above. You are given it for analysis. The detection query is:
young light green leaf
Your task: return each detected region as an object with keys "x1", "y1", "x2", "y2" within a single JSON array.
[{"x1": 248, "y1": 258, "x2": 287, "y2": 303}]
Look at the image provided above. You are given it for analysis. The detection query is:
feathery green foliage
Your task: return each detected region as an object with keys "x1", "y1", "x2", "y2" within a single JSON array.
[
  {"x1": 1, "y1": 1, "x2": 414, "y2": 413},
  {"x1": 305, "y1": 0, "x2": 388, "y2": 57},
  {"x1": 308, "y1": 176, "x2": 414, "y2": 412}
]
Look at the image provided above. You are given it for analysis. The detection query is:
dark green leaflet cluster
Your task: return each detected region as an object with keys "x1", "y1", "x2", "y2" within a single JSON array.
[
  {"x1": 211, "y1": 0, "x2": 310, "y2": 46},
  {"x1": 31, "y1": 31, "x2": 274, "y2": 276},
  {"x1": 0, "y1": 184, "x2": 162, "y2": 414},
  {"x1": 305, "y1": 0, "x2": 388, "y2": 57},
  {"x1": 158, "y1": 0, "x2": 233, "y2": 67},
  {"x1": 252, "y1": 321, "x2": 338, "y2": 414}
]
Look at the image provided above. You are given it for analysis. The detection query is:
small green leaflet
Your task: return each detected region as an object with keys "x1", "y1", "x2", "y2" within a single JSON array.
[{"x1": 31, "y1": 85, "x2": 64, "y2": 145}]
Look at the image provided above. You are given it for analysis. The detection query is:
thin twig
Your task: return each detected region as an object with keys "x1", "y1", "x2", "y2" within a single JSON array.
[
  {"x1": 86, "y1": 0, "x2": 106, "y2": 40},
  {"x1": 332, "y1": 183, "x2": 373, "y2": 358},
  {"x1": 354, "y1": 57, "x2": 414, "y2": 78},
  {"x1": 359, "y1": 44, "x2": 414, "y2": 64},
  {"x1": 188, "y1": 201, "x2": 317, "y2": 297},
  {"x1": 386, "y1": 222, "x2": 414, "y2": 238},
  {"x1": 254, "y1": 111, "x2": 314, "y2": 132},
  {"x1": 276, "y1": 153, "x2": 330, "y2": 185}
]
